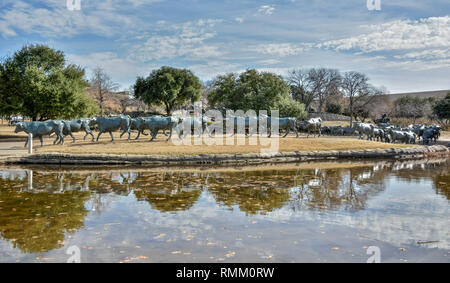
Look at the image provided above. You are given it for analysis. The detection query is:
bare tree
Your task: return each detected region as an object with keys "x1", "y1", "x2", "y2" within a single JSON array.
[
  {"x1": 341, "y1": 71, "x2": 380, "y2": 127},
  {"x1": 390, "y1": 96, "x2": 433, "y2": 124},
  {"x1": 307, "y1": 68, "x2": 341, "y2": 113},
  {"x1": 90, "y1": 67, "x2": 119, "y2": 117},
  {"x1": 287, "y1": 69, "x2": 315, "y2": 111},
  {"x1": 115, "y1": 93, "x2": 134, "y2": 114}
]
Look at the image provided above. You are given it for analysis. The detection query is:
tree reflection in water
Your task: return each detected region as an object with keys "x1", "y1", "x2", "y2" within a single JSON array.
[
  {"x1": 0, "y1": 187, "x2": 90, "y2": 253},
  {"x1": 0, "y1": 159, "x2": 448, "y2": 254},
  {"x1": 287, "y1": 167, "x2": 386, "y2": 212}
]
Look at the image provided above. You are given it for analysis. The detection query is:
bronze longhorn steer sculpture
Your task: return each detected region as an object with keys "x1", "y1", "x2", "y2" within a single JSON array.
[
  {"x1": 14, "y1": 121, "x2": 65, "y2": 147},
  {"x1": 91, "y1": 115, "x2": 132, "y2": 142},
  {"x1": 53, "y1": 118, "x2": 95, "y2": 144}
]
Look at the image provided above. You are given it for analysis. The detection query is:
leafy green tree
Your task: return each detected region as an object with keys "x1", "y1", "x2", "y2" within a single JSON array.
[
  {"x1": 276, "y1": 96, "x2": 307, "y2": 119},
  {"x1": 0, "y1": 44, "x2": 98, "y2": 120},
  {"x1": 209, "y1": 69, "x2": 302, "y2": 117},
  {"x1": 133, "y1": 66, "x2": 202, "y2": 116},
  {"x1": 433, "y1": 92, "x2": 450, "y2": 129}
]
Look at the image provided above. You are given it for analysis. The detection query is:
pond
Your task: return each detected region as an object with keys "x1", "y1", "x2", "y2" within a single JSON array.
[{"x1": 0, "y1": 159, "x2": 448, "y2": 263}]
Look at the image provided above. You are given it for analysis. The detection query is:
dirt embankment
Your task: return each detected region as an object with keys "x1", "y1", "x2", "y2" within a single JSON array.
[{"x1": 1, "y1": 145, "x2": 448, "y2": 166}]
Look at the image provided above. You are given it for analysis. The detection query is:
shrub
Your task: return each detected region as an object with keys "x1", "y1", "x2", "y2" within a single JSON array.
[{"x1": 326, "y1": 102, "x2": 343, "y2": 114}]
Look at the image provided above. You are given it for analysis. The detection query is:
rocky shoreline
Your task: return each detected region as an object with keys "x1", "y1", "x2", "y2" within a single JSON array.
[{"x1": 0, "y1": 145, "x2": 448, "y2": 166}]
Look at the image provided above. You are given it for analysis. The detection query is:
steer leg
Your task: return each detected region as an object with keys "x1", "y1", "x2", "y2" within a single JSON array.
[
  {"x1": 59, "y1": 134, "x2": 65, "y2": 145},
  {"x1": 120, "y1": 129, "x2": 130, "y2": 141},
  {"x1": 109, "y1": 131, "x2": 114, "y2": 142},
  {"x1": 84, "y1": 127, "x2": 95, "y2": 142},
  {"x1": 84, "y1": 131, "x2": 95, "y2": 142},
  {"x1": 65, "y1": 127, "x2": 75, "y2": 143},
  {"x1": 24, "y1": 136, "x2": 29, "y2": 148},
  {"x1": 149, "y1": 130, "x2": 157, "y2": 142},
  {"x1": 135, "y1": 130, "x2": 141, "y2": 140},
  {"x1": 283, "y1": 128, "x2": 290, "y2": 138},
  {"x1": 167, "y1": 128, "x2": 173, "y2": 141},
  {"x1": 70, "y1": 133, "x2": 76, "y2": 143},
  {"x1": 39, "y1": 136, "x2": 44, "y2": 147},
  {"x1": 96, "y1": 132, "x2": 103, "y2": 142}
]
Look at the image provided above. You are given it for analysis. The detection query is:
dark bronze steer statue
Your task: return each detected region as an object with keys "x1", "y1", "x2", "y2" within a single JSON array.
[
  {"x1": 92, "y1": 115, "x2": 132, "y2": 142},
  {"x1": 267, "y1": 117, "x2": 299, "y2": 138},
  {"x1": 14, "y1": 121, "x2": 65, "y2": 147},
  {"x1": 53, "y1": 118, "x2": 95, "y2": 144},
  {"x1": 129, "y1": 117, "x2": 149, "y2": 140},
  {"x1": 423, "y1": 126, "x2": 441, "y2": 145},
  {"x1": 136, "y1": 116, "x2": 181, "y2": 141},
  {"x1": 128, "y1": 116, "x2": 171, "y2": 140},
  {"x1": 179, "y1": 117, "x2": 210, "y2": 138}
]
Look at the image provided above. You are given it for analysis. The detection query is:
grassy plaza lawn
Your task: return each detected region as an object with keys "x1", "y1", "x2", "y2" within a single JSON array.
[{"x1": 0, "y1": 125, "x2": 420, "y2": 156}]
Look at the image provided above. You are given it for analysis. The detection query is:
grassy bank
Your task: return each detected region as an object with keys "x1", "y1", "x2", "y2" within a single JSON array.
[{"x1": 0, "y1": 124, "x2": 428, "y2": 156}]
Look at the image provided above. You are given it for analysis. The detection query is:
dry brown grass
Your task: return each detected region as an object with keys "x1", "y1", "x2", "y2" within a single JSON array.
[
  {"x1": 37, "y1": 136, "x2": 415, "y2": 156},
  {"x1": 0, "y1": 124, "x2": 419, "y2": 156},
  {"x1": 0, "y1": 124, "x2": 25, "y2": 137}
]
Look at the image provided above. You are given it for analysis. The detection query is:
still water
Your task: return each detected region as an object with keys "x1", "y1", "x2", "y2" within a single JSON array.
[{"x1": 0, "y1": 159, "x2": 448, "y2": 263}]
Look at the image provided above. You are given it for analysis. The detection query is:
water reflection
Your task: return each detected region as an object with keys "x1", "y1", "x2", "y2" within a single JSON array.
[
  {"x1": 0, "y1": 188, "x2": 90, "y2": 253},
  {"x1": 0, "y1": 159, "x2": 448, "y2": 259}
]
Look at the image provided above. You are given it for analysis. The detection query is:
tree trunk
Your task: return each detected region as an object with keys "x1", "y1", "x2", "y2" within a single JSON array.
[
  {"x1": 165, "y1": 103, "x2": 172, "y2": 116},
  {"x1": 349, "y1": 103, "x2": 353, "y2": 128}
]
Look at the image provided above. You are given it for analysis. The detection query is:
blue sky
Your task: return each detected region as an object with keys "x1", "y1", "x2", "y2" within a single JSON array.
[{"x1": 0, "y1": 0, "x2": 449, "y2": 93}]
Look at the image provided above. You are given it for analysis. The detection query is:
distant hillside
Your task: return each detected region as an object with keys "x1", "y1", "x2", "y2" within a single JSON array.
[{"x1": 385, "y1": 90, "x2": 449, "y2": 101}]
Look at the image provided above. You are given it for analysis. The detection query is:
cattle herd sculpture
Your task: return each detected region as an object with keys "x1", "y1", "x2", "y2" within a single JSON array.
[
  {"x1": 320, "y1": 122, "x2": 441, "y2": 145},
  {"x1": 13, "y1": 114, "x2": 442, "y2": 147}
]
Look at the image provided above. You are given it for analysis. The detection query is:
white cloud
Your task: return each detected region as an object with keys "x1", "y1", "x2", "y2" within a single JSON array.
[
  {"x1": 254, "y1": 67, "x2": 291, "y2": 77},
  {"x1": 0, "y1": 0, "x2": 161, "y2": 38},
  {"x1": 235, "y1": 17, "x2": 244, "y2": 23},
  {"x1": 383, "y1": 58, "x2": 450, "y2": 71},
  {"x1": 318, "y1": 16, "x2": 450, "y2": 53},
  {"x1": 394, "y1": 49, "x2": 450, "y2": 60},
  {"x1": 258, "y1": 59, "x2": 281, "y2": 65},
  {"x1": 258, "y1": 5, "x2": 275, "y2": 15},
  {"x1": 248, "y1": 43, "x2": 310, "y2": 57},
  {"x1": 129, "y1": 19, "x2": 224, "y2": 61},
  {"x1": 188, "y1": 61, "x2": 242, "y2": 80},
  {"x1": 0, "y1": 21, "x2": 17, "y2": 37}
]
